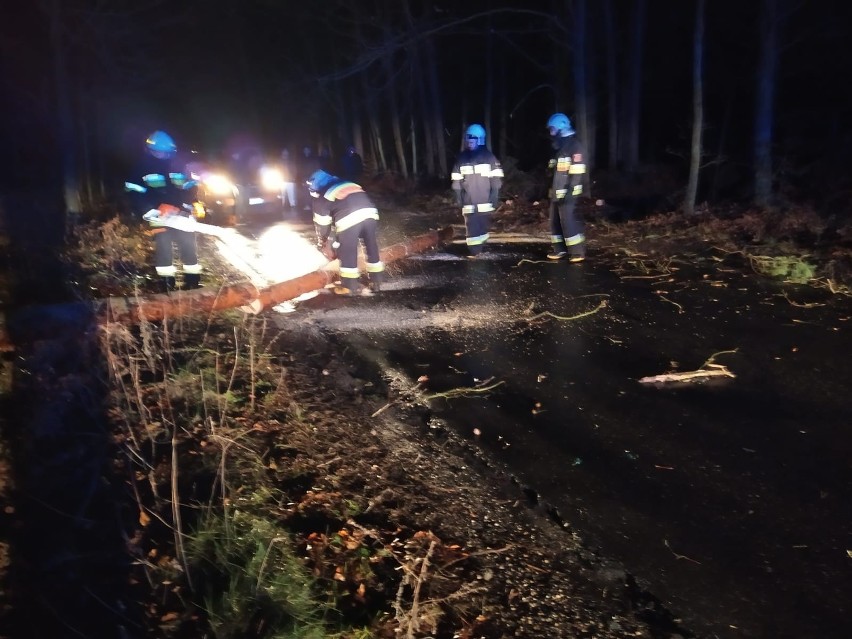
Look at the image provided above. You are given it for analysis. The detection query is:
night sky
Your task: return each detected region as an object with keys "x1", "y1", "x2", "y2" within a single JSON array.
[{"x1": 2, "y1": 0, "x2": 850, "y2": 207}]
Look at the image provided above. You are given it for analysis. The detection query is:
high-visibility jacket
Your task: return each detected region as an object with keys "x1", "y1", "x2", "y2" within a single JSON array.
[
  {"x1": 312, "y1": 179, "x2": 379, "y2": 243},
  {"x1": 125, "y1": 154, "x2": 197, "y2": 216},
  {"x1": 451, "y1": 146, "x2": 504, "y2": 214},
  {"x1": 548, "y1": 135, "x2": 587, "y2": 201}
]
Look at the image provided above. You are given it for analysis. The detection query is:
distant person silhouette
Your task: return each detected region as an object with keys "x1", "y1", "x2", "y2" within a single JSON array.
[{"x1": 340, "y1": 145, "x2": 363, "y2": 182}]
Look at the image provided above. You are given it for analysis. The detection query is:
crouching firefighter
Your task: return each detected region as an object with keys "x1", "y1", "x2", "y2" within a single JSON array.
[
  {"x1": 125, "y1": 130, "x2": 203, "y2": 292},
  {"x1": 306, "y1": 170, "x2": 384, "y2": 296}
]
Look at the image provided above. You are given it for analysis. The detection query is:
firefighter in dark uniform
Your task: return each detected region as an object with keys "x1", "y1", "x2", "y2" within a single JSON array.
[
  {"x1": 307, "y1": 169, "x2": 385, "y2": 296},
  {"x1": 450, "y1": 124, "x2": 503, "y2": 258},
  {"x1": 124, "y1": 130, "x2": 203, "y2": 291},
  {"x1": 546, "y1": 113, "x2": 587, "y2": 262}
]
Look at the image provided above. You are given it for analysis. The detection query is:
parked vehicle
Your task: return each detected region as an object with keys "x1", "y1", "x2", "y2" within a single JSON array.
[{"x1": 187, "y1": 147, "x2": 286, "y2": 226}]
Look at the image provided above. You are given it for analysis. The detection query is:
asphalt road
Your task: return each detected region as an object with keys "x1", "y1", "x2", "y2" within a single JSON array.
[{"x1": 286, "y1": 233, "x2": 852, "y2": 639}]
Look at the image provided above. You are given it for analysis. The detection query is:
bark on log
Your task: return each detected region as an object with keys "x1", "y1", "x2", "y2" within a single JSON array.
[{"x1": 95, "y1": 226, "x2": 455, "y2": 324}]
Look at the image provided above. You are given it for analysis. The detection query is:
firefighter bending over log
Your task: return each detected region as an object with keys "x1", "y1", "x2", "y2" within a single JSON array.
[{"x1": 306, "y1": 170, "x2": 385, "y2": 296}]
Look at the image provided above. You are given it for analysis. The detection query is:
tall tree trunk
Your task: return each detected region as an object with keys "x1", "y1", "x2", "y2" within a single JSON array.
[
  {"x1": 424, "y1": 37, "x2": 448, "y2": 176},
  {"x1": 571, "y1": 0, "x2": 592, "y2": 194},
  {"x1": 403, "y1": 0, "x2": 435, "y2": 176},
  {"x1": 754, "y1": 0, "x2": 781, "y2": 208},
  {"x1": 498, "y1": 74, "x2": 508, "y2": 161},
  {"x1": 409, "y1": 115, "x2": 419, "y2": 176},
  {"x1": 624, "y1": 0, "x2": 645, "y2": 173},
  {"x1": 347, "y1": 84, "x2": 365, "y2": 164},
  {"x1": 709, "y1": 93, "x2": 734, "y2": 201},
  {"x1": 603, "y1": 0, "x2": 619, "y2": 169},
  {"x1": 380, "y1": 18, "x2": 409, "y2": 178},
  {"x1": 484, "y1": 13, "x2": 494, "y2": 148},
  {"x1": 353, "y1": 15, "x2": 385, "y2": 173},
  {"x1": 48, "y1": 0, "x2": 82, "y2": 229},
  {"x1": 684, "y1": 0, "x2": 705, "y2": 216}
]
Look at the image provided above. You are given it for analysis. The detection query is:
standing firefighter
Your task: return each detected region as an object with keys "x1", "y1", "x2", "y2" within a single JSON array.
[
  {"x1": 546, "y1": 113, "x2": 587, "y2": 262},
  {"x1": 306, "y1": 170, "x2": 384, "y2": 296},
  {"x1": 125, "y1": 130, "x2": 203, "y2": 291},
  {"x1": 450, "y1": 124, "x2": 503, "y2": 258}
]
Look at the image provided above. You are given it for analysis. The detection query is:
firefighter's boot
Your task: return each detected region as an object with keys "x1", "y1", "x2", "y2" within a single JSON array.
[
  {"x1": 368, "y1": 272, "x2": 384, "y2": 293},
  {"x1": 158, "y1": 276, "x2": 177, "y2": 294},
  {"x1": 183, "y1": 273, "x2": 202, "y2": 290}
]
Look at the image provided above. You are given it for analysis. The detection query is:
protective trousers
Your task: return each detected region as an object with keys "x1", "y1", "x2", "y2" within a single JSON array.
[
  {"x1": 154, "y1": 228, "x2": 202, "y2": 281},
  {"x1": 549, "y1": 197, "x2": 585, "y2": 259},
  {"x1": 336, "y1": 218, "x2": 384, "y2": 292},
  {"x1": 462, "y1": 210, "x2": 491, "y2": 256}
]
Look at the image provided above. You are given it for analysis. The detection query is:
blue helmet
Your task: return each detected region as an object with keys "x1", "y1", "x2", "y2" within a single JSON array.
[
  {"x1": 546, "y1": 113, "x2": 575, "y2": 137},
  {"x1": 146, "y1": 130, "x2": 177, "y2": 156},
  {"x1": 465, "y1": 124, "x2": 486, "y2": 147},
  {"x1": 306, "y1": 169, "x2": 335, "y2": 192}
]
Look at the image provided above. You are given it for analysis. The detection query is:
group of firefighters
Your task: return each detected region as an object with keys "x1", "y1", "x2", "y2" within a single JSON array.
[{"x1": 124, "y1": 111, "x2": 586, "y2": 297}]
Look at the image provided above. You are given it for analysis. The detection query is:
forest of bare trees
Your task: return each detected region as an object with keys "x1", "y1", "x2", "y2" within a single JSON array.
[{"x1": 2, "y1": 0, "x2": 848, "y2": 224}]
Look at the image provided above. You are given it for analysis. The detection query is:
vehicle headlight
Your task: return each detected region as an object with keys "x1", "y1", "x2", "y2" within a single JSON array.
[
  {"x1": 260, "y1": 166, "x2": 284, "y2": 191},
  {"x1": 204, "y1": 173, "x2": 235, "y2": 196}
]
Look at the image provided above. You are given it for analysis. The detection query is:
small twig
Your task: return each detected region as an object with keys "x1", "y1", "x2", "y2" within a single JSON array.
[
  {"x1": 422, "y1": 380, "x2": 505, "y2": 401},
  {"x1": 619, "y1": 274, "x2": 671, "y2": 280},
  {"x1": 780, "y1": 291, "x2": 825, "y2": 308},
  {"x1": 515, "y1": 258, "x2": 561, "y2": 266},
  {"x1": 664, "y1": 539, "x2": 702, "y2": 564},
  {"x1": 371, "y1": 379, "x2": 428, "y2": 417},
  {"x1": 439, "y1": 544, "x2": 515, "y2": 571},
  {"x1": 523, "y1": 562, "x2": 552, "y2": 574},
  {"x1": 526, "y1": 299, "x2": 608, "y2": 322},
  {"x1": 656, "y1": 294, "x2": 684, "y2": 313},
  {"x1": 701, "y1": 349, "x2": 738, "y2": 368}
]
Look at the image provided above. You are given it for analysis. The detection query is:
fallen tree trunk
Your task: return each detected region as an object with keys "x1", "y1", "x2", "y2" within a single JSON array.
[{"x1": 95, "y1": 226, "x2": 455, "y2": 324}]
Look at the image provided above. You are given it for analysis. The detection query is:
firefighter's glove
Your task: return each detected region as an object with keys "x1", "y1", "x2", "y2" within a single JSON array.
[
  {"x1": 455, "y1": 190, "x2": 464, "y2": 206},
  {"x1": 143, "y1": 209, "x2": 166, "y2": 227},
  {"x1": 490, "y1": 189, "x2": 500, "y2": 208}
]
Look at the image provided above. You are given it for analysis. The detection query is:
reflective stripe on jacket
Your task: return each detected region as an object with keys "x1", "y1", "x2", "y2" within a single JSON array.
[
  {"x1": 548, "y1": 135, "x2": 586, "y2": 201},
  {"x1": 451, "y1": 146, "x2": 503, "y2": 211},
  {"x1": 312, "y1": 180, "x2": 380, "y2": 240}
]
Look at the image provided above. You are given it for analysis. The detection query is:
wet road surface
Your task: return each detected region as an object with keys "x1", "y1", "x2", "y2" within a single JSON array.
[{"x1": 280, "y1": 231, "x2": 851, "y2": 639}]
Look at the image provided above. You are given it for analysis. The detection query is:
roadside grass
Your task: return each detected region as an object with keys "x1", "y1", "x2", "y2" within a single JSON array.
[{"x1": 101, "y1": 305, "x2": 386, "y2": 638}]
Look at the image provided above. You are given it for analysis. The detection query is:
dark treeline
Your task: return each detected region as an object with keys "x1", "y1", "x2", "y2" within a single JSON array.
[{"x1": 1, "y1": 0, "x2": 850, "y2": 221}]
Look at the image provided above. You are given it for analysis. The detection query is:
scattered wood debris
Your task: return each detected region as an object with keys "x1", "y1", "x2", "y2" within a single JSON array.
[{"x1": 639, "y1": 350, "x2": 737, "y2": 385}]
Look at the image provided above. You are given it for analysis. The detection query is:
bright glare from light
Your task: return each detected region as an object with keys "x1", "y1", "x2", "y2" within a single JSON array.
[
  {"x1": 260, "y1": 166, "x2": 285, "y2": 191},
  {"x1": 211, "y1": 223, "x2": 330, "y2": 313},
  {"x1": 205, "y1": 173, "x2": 235, "y2": 196},
  {"x1": 256, "y1": 225, "x2": 329, "y2": 282}
]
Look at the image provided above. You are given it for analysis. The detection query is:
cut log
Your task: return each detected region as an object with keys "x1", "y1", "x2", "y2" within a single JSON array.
[{"x1": 95, "y1": 226, "x2": 455, "y2": 324}]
